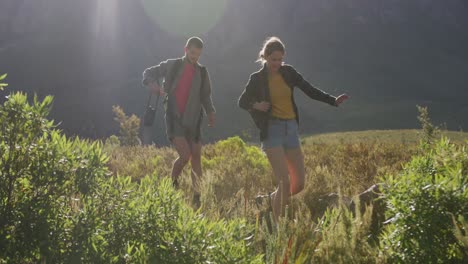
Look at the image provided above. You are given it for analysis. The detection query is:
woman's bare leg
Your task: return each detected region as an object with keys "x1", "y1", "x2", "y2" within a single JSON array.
[
  {"x1": 285, "y1": 147, "x2": 305, "y2": 195},
  {"x1": 265, "y1": 147, "x2": 290, "y2": 221}
]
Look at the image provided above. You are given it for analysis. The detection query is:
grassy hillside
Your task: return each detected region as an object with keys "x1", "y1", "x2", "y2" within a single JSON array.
[
  {"x1": 3, "y1": 79, "x2": 467, "y2": 262},
  {"x1": 105, "y1": 129, "x2": 467, "y2": 262},
  {"x1": 303, "y1": 129, "x2": 468, "y2": 145},
  {"x1": 3, "y1": 90, "x2": 467, "y2": 264},
  {"x1": 107, "y1": 130, "x2": 432, "y2": 225},
  {"x1": 108, "y1": 129, "x2": 467, "y2": 216}
]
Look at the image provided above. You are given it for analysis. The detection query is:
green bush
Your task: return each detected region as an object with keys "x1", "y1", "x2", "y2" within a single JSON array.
[
  {"x1": 112, "y1": 105, "x2": 141, "y2": 146},
  {"x1": 416, "y1": 105, "x2": 439, "y2": 148},
  {"x1": 200, "y1": 136, "x2": 271, "y2": 217},
  {"x1": 0, "y1": 91, "x2": 263, "y2": 262},
  {"x1": 79, "y1": 176, "x2": 263, "y2": 263},
  {"x1": 0, "y1": 92, "x2": 108, "y2": 262},
  {"x1": 452, "y1": 215, "x2": 468, "y2": 255},
  {"x1": 382, "y1": 137, "x2": 468, "y2": 263}
]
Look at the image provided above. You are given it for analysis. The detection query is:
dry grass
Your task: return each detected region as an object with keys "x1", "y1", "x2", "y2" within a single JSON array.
[
  {"x1": 106, "y1": 130, "x2": 438, "y2": 219},
  {"x1": 105, "y1": 130, "x2": 467, "y2": 262}
]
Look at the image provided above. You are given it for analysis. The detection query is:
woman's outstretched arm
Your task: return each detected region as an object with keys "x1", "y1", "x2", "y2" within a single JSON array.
[{"x1": 287, "y1": 65, "x2": 345, "y2": 106}]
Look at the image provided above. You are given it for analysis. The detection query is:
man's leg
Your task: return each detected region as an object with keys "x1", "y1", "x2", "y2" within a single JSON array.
[
  {"x1": 189, "y1": 141, "x2": 202, "y2": 208},
  {"x1": 141, "y1": 125, "x2": 153, "y2": 145},
  {"x1": 171, "y1": 137, "x2": 191, "y2": 188},
  {"x1": 190, "y1": 141, "x2": 203, "y2": 193}
]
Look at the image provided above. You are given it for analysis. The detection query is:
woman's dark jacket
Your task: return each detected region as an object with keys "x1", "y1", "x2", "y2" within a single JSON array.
[{"x1": 238, "y1": 64, "x2": 337, "y2": 140}]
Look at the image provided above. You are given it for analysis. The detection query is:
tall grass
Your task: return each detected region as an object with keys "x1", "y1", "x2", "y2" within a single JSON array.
[
  {"x1": 105, "y1": 127, "x2": 468, "y2": 262},
  {"x1": 105, "y1": 134, "x2": 417, "y2": 262},
  {"x1": 107, "y1": 135, "x2": 416, "y2": 218}
]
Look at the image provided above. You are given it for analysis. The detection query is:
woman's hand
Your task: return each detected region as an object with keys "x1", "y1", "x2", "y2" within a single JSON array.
[
  {"x1": 253, "y1": 101, "x2": 271, "y2": 112},
  {"x1": 334, "y1": 94, "x2": 349, "y2": 106}
]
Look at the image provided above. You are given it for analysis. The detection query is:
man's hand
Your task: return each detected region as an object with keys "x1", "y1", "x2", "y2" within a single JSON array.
[
  {"x1": 334, "y1": 94, "x2": 349, "y2": 106},
  {"x1": 208, "y1": 112, "x2": 216, "y2": 127},
  {"x1": 148, "y1": 82, "x2": 164, "y2": 96},
  {"x1": 252, "y1": 101, "x2": 271, "y2": 112}
]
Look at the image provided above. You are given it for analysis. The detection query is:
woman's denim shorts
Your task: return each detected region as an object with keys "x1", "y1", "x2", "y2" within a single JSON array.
[{"x1": 261, "y1": 118, "x2": 300, "y2": 150}]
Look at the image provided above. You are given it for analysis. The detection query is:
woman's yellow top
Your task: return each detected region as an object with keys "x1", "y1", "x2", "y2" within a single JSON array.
[{"x1": 268, "y1": 73, "x2": 296, "y2": 119}]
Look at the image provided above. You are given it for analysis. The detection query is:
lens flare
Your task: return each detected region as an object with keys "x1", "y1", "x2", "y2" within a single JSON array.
[
  {"x1": 91, "y1": 0, "x2": 120, "y2": 48},
  {"x1": 140, "y1": 0, "x2": 227, "y2": 36}
]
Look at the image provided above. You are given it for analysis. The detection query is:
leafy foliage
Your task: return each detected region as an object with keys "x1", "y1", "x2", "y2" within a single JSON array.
[
  {"x1": 417, "y1": 105, "x2": 440, "y2": 149},
  {"x1": 112, "y1": 105, "x2": 141, "y2": 146},
  {"x1": 0, "y1": 73, "x2": 7, "y2": 91},
  {"x1": 0, "y1": 92, "x2": 108, "y2": 262},
  {"x1": 382, "y1": 137, "x2": 468, "y2": 263},
  {"x1": 77, "y1": 176, "x2": 262, "y2": 263},
  {"x1": 0, "y1": 92, "x2": 263, "y2": 263},
  {"x1": 452, "y1": 215, "x2": 468, "y2": 256},
  {"x1": 2, "y1": 78, "x2": 467, "y2": 262}
]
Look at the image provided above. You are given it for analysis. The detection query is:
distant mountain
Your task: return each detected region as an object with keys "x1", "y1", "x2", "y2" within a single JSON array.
[{"x1": 1, "y1": 0, "x2": 467, "y2": 143}]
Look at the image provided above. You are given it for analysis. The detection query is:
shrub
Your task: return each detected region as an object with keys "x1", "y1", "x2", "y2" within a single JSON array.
[
  {"x1": 77, "y1": 176, "x2": 263, "y2": 263},
  {"x1": 452, "y1": 215, "x2": 468, "y2": 256},
  {"x1": 112, "y1": 105, "x2": 141, "y2": 146},
  {"x1": 0, "y1": 92, "x2": 263, "y2": 262},
  {"x1": 416, "y1": 105, "x2": 439, "y2": 148},
  {"x1": 382, "y1": 137, "x2": 468, "y2": 263},
  {"x1": 0, "y1": 92, "x2": 108, "y2": 262}
]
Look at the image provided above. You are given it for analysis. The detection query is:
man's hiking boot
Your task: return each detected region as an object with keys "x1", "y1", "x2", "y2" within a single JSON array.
[
  {"x1": 255, "y1": 193, "x2": 272, "y2": 211},
  {"x1": 172, "y1": 178, "x2": 179, "y2": 189},
  {"x1": 255, "y1": 193, "x2": 274, "y2": 233},
  {"x1": 192, "y1": 193, "x2": 201, "y2": 210}
]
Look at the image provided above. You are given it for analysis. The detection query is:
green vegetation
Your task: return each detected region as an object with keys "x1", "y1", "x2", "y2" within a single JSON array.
[
  {"x1": 382, "y1": 137, "x2": 468, "y2": 262},
  {"x1": 1, "y1": 77, "x2": 467, "y2": 263},
  {"x1": 0, "y1": 73, "x2": 7, "y2": 91},
  {"x1": 304, "y1": 129, "x2": 468, "y2": 145},
  {"x1": 0, "y1": 89, "x2": 262, "y2": 263},
  {"x1": 112, "y1": 105, "x2": 141, "y2": 147},
  {"x1": 104, "y1": 119, "x2": 467, "y2": 262}
]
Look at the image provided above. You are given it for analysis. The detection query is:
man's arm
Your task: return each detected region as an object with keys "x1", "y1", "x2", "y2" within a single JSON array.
[{"x1": 142, "y1": 59, "x2": 171, "y2": 87}]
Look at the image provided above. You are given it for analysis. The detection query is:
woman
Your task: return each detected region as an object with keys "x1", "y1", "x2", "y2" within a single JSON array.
[{"x1": 238, "y1": 37, "x2": 348, "y2": 221}]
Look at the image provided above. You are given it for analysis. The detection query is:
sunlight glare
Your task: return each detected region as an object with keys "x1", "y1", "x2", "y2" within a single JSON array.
[
  {"x1": 140, "y1": 0, "x2": 227, "y2": 36},
  {"x1": 91, "y1": 0, "x2": 119, "y2": 48}
]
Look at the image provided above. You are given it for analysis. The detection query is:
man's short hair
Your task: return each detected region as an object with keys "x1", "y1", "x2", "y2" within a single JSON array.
[{"x1": 186, "y1": 37, "x2": 204, "y2": 49}]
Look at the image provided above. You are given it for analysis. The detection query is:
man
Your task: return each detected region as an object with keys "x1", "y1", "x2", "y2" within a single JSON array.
[{"x1": 142, "y1": 37, "x2": 216, "y2": 207}]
